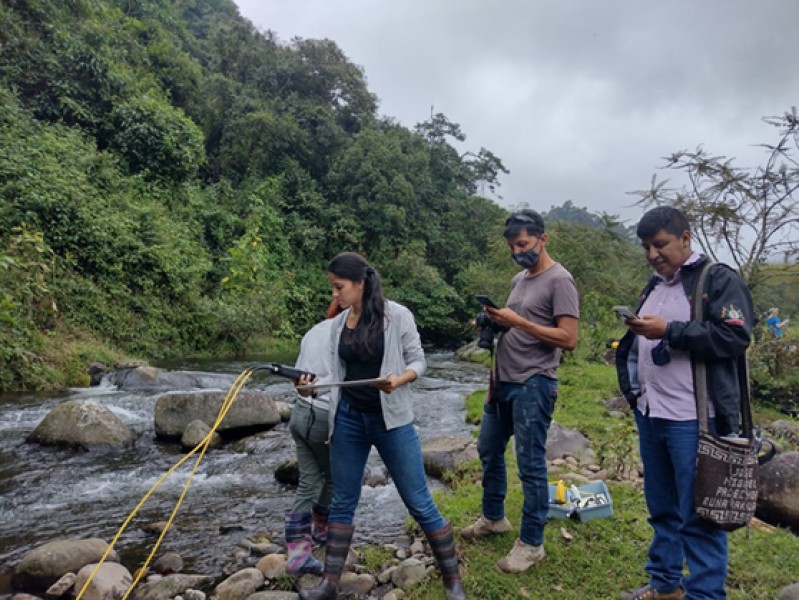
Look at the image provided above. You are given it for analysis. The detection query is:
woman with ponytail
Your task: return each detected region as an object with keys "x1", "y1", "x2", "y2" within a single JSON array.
[{"x1": 299, "y1": 252, "x2": 465, "y2": 600}]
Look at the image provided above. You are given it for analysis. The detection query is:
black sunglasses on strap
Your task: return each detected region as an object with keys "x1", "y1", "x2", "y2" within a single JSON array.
[{"x1": 504, "y1": 213, "x2": 538, "y2": 226}]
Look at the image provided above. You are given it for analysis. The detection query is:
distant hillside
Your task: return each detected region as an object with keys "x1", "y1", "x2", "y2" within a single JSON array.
[{"x1": 543, "y1": 200, "x2": 636, "y2": 241}]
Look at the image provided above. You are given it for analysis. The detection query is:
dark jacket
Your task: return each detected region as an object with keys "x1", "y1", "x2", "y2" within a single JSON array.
[{"x1": 615, "y1": 256, "x2": 754, "y2": 436}]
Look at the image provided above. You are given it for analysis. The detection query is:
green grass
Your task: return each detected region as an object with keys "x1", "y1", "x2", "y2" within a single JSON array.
[{"x1": 403, "y1": 360, "x2": 799, "y2": 600}]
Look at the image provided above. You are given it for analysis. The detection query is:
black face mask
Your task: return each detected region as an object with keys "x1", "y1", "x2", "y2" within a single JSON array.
[
  {"x1": 512, "y1": 240, "x2": 542, "y2": 270},
  {"x1": 513, "y1": 249, "x2": 540, "y2": 270}
]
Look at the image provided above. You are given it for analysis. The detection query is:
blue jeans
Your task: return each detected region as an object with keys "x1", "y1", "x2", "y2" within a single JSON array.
[
  {"x1": 328, "y1": 399, "x2": 446, "y2": 532},
  {"x1": 635, "y1": 411, "x2": 728, "y2": 599},
  {"x1": 477, "y1": 374, "x2": 557, "y2": 546}
]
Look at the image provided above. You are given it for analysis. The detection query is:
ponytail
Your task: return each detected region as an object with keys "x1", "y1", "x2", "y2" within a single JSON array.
[{"x1": 327, "y1": 253, "x2": 386, "y2": 355}]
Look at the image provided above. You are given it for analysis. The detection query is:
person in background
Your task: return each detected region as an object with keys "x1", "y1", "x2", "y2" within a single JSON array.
[
  {"x1": 615, "y1": 206, "x2": 753, "y2": 600},
  {"x1": 285, "y1": 300, "x2": 342, "y2": 575},
  {"x1": 766, "y1": 307, "x2": 789, "y2": 338},
  {"x1": 299, "y1": 252, "x2": 465, "y2": 600},
  {"x1": 460, "y1": 209, "x2": 579, "y2": 574}
]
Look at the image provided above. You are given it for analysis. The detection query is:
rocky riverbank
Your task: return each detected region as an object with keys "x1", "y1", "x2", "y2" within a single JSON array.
[
  {"x1": 7, "y1": 360, "x2": 799, "y2": 600},
  {"x1": 7, "y1": 431, "x2": 615, "y2": 600}
]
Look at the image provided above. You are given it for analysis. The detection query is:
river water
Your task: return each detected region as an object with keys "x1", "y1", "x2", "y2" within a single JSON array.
[{"x1": 0, "y1": 352, "x2": 487, "y2": 592}]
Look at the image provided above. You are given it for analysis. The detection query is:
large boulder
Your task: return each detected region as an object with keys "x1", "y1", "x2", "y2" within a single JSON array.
[
  {"x1": 154, "y1": 390, "x2": 281, "y2": 441},
  {"x1": 12, "y1": 538, "x2": 119, "y2": 593},
  {"x1": 26, "y1": 401, "x2": 134, "y2": 450},
  {"x1": 109, "y1": 366, "x2": 236, "y2": 392},
  {"x1": 546, "y1": 422, "x2": 593, "y2": 463},
  {"x1": 756, "y1": 451, "x2": 799, "y2": 530},
  {"x1": 421, "y1": 435, "x2": 478, "y2": 479}
]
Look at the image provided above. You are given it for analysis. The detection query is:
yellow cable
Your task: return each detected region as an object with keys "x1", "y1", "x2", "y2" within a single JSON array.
[
  {"x1": 75, "y1": 368, "x2": 254, "y2": 600},
  {"x1": 121, "y1": 370, "x2": 253, "y2": 598}
]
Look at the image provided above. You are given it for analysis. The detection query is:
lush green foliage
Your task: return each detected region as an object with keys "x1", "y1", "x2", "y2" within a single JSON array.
[
  {"x1": 0, "y1": 0, "x2": 510, "y2": 387},
  {"x1": 1, "y1": 0, "x2": 796, "y2": 397}
]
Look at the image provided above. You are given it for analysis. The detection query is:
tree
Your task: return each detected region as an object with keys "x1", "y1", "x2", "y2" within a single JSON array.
[
  {"x1": 109, "y1": 95, "x2": 205, "y2": 181},
  {"x1": 209, "y1": 180, "x2": 294, "y2": 355},
  {"x1": 415, "y1": 112, "x2": 509, "y2": 197},
  {"x1": 632, "y1": 107, "x2": 799, "y2": 288}
]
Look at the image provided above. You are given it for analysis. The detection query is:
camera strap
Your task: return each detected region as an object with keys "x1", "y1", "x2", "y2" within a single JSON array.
[{"x1": 486, "y1": 345, "x2": 500, "y2": 403}]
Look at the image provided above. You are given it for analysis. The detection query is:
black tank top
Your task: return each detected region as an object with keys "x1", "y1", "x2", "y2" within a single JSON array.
[{"x1": 339, "y1": 325, "x2": 384, "y2": 413}]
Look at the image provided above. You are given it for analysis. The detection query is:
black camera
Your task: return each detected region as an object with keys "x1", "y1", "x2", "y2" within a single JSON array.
[{"x1": 475, "y1": 311, "x2": 507, "y2": 350}]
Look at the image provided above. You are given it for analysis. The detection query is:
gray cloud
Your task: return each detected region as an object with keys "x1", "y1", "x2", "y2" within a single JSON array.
[{"x1": 234, "y1": 0, "x2": 799, "y2": 224}]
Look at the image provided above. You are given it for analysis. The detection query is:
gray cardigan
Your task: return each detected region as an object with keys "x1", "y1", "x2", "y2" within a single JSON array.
[
  {"x1": 294, "y1": 318, "x2": 335, "y2": 410},
  {"x1": 327, "y1": 300, "x2": 426, "y2": 432}
]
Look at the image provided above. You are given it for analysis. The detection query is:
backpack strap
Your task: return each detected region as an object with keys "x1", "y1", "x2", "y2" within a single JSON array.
[
  {"x1": 692, "y1": 261, "x2": 754, "y2": 440},
  {"x1": 692, "y1": 261, "x2": 715, "y2": 433}
]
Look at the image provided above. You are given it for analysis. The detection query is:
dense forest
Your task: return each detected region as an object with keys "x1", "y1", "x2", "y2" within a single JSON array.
[{"x1": 1, "y1": 0, "x2": 795, "y2": 395}]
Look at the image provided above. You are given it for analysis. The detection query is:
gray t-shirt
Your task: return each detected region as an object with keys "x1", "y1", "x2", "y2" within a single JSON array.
[{"x1": 496, "y1": 263, "x2": 580, "y2": 382}]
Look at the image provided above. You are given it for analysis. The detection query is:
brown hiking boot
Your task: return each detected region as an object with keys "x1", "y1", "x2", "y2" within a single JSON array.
[
  {"x1": 495, "y1": 538, "x2": 546, "y2": 574},
  {"x1": 460, "y1": 515, "x2": 512, "y2": 541},
  {"x1": 620, "y1": 584, "x2": 685, "y2": 600}
]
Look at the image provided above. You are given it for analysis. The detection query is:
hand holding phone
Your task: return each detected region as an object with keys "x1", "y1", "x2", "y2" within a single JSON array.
[
  {"x1": 474, "y1": 294, "x2": 499, "y2": 309},
  {"x1": 611, "y1": 305, "x2": 637, "y2": 320}
]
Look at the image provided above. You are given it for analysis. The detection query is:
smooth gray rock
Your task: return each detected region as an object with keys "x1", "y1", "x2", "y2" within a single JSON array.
[
  {"x1": 130, "y1": 574, "x2": 215, "y2": 600},
  {"x1": 12, "y1": 539, "x2": 119, "y2": 593},
  {"x1": 546, "y1": 422, "x2": 591, "y2": 462},
  {"x1": 756, "y1": 451, "x2": 799, "y2": 529},
  {"x1": 421, "y1": 435, "x2": 478, "y2": 479},
  {"x1": 212, "y1": 568, "x2": 264, "y2": 600},
  {"x1": 154, "y1": 390, "x2": 280, "y2": 441},
  {"x1": 26, "y1": 401, "x2": 134, "y2": 450},
  {"x1": 75, "y1": 562, "x2": 133, "y2": 600},
  {"x1": 152, "y1": 552, "x2": 184, "y2": 575},
  {"x1": 390, "y1": 558, "x2": 427, "y2": 590},
  {"x1": 110, "y1": 367, "x2": 235, "y2": 392},
  {"x1": 181, "y1": 420, "x2": 222, "y2": 450},
  {"x1": 777, "y1": 582, "x2": 799, "y2": 600}
]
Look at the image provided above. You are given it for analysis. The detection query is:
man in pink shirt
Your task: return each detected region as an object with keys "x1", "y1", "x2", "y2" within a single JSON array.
[{"x1": 615, "y1": 207, "x2": 753, "y2": 600}]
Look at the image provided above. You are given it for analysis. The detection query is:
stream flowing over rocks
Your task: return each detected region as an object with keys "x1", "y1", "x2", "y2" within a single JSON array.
[{"x1": 0, "y1": 352, "x2": 490, "y2": 598}]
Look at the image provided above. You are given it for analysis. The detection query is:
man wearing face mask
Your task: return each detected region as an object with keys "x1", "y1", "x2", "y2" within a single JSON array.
[{"x1": 461, "y1": 209, "x2": 580, "y2": 574}]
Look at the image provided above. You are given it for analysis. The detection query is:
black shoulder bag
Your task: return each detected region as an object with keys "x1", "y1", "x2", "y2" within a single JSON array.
[{"x1": 691, "y1": 262, "x2": 759, "y2": 531}]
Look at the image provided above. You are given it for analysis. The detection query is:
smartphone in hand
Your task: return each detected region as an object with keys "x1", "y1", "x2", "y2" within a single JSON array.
[
  {"x1": 611, "y1": 305, "x2": 637, "y2": 320},
  {"x1": 474, "y1": 294, "x2": 499, "y2": 309}
]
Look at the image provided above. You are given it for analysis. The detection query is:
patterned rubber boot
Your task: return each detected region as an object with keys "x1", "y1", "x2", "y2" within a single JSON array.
[
  {"x1": 298, "y1": 522, "x2": 355, "y2": 600},
  {"x1": 285, "y1": 512, "x2": 323, "y2": 576},
  {"x1": 425, "y1": 521, "x2": 467, "y2": 600},
  {"x1": 311, "y1": 503, "x2": 329, "y2": 545}
]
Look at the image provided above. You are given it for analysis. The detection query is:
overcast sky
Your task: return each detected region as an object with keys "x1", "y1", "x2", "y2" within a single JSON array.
[{"x1": 232, "y1": 0, "x2": 799, "y2": 227}]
